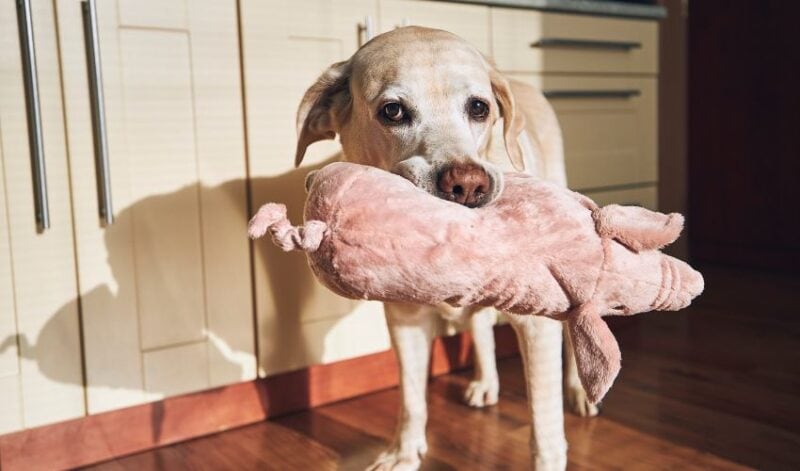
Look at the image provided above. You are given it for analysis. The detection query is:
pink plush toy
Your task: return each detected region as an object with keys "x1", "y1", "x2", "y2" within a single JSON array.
[{"x1": 249, "y1": 162, "x2": 703, "y2": 402}]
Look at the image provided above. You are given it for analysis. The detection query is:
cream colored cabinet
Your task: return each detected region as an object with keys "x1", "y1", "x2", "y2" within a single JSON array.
[
  {"x1": 378, "y1": 0, "x2": 491, "y2": 55},
  {"x1": 493, "y1": 8, "x2": 659, "y2": 209},
  {"x1": 0, "y1": 0, "x2": 661, "y2": 435},
  {"x1": 241, "y1": 0, "x2": 379, "y2": 178},
  {"x1": 0, "y1": 0, "x2": 84, "y2": 432},
  {"x1": 240, "y1": 0, "x2": 390, "y2": 376},
  {"x1": 54, "y1": 0, "x2": 254, "y2": 414},
  {"x1": 507, "y1": 75, "x2": 657, "y2": 193}
]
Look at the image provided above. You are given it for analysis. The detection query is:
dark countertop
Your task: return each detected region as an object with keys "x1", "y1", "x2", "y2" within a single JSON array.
[{"x1": 432, "y1": 0, "x2": 666, "y2": 20}]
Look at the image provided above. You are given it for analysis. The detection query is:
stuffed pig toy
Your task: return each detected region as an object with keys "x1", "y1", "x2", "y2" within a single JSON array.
[{"x1": 248, "y1": 162, "x2": 704, "y2": 403}]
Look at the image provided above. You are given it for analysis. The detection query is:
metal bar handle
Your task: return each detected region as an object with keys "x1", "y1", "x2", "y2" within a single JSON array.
[
  {"x1": 531, "y1": 38, "x2": 642, "y2": 51},
  {"x1": 82, "y1": 0, "x2": 113, "y2": 225},
  {"x1": 543, "y1": 89, "x2": 641, "y2": 100},
  {"x1": 16, "y1": 0, "x2": 50, "y2": 232}
]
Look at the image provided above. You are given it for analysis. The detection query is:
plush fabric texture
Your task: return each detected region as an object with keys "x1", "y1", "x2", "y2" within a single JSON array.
[{"x1": 249, "y1": 162, "x2": 704, "y2": 403}]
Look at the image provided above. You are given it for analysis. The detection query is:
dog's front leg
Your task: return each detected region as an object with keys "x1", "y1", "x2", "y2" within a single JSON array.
[
  {"x1": 464, "y1": 307, "x2": 500, "y2": 407},
  {"x1": 506, "y1": 314, "x2": 567, "y2": 471},
  {"x1": 563, "y1": 328, "x2": 600, "y2": 417},
  {"x1": 368, "y1": 303, "x2": 436, "y2": 471}
]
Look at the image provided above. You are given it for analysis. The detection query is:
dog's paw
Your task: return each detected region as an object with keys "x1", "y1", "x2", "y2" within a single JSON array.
[
  {"x1": 366, "y1": 438, "x2": 427, "y2": 471},
  {"x1": 565, "y1": 382, "x2": 600, "y2": 417},
  {"x1": 464, "y1": 377, "x2": 499, "y2": 408},
  {"x1": 532, "y1": 448, "x2": 568, "y2": 471}
]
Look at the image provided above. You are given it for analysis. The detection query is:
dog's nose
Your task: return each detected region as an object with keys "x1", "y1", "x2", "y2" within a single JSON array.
[{"x1": 437, "y1": 163, "x2": 491, "y2": 207}]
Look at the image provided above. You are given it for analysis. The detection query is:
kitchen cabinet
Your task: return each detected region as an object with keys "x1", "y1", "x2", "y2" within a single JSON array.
[
  {"x1": 235, "y1": 0, "x2": 662, "y2": 376},
  {"x1": 492, "y1": 8, "x2": 660, "y2": 209},
  {"x1": 0, "y1": 0, "x2": 84, "y2": 432},
  {"x1": 507, "y1": 74, "x2": 657, "y2": 196},
  {"x1": 241, "y1": 0, "x2": 377, "y2": 178},
  {"x1": 52, "y1": 0, "x2": 254, "y2": 414},
  {"x1": 0, "y1": 0, "x2": 661, "y2": 436},
  {"x1": 240, "y1": 0, "x2": 391, "y2": 376}
]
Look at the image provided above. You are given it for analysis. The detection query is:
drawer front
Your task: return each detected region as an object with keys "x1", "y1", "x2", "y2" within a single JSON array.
[
  {"x1": 491, "y1": 8, "x2": 657, "y2": 74},
  {"x1": 584, "y1": 185, "x2": 658, "y2": 211},
  {"x1": 508, "y1": 74, "x2": 657, "y2": 190},
  {"x1": 379, "y1": 0, "x2": 491, "y2": 55}
]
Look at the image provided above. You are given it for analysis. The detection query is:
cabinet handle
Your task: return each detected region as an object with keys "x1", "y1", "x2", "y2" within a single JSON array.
[
  {"x1": 82, "y1": 0, "x2": 113, "y2": 225},
  {"x1": 16, "y1": 0, "x2": 49, "y2": 232},
  {"x1": 543, "y1": 89, "x2": 641, "y2": 100},
  {"x1": 358, "y1": 15, "x2": 375, "y2": 46},
  {"x1": 531, "y1": 38, "x2": 642, "y2": 51}
]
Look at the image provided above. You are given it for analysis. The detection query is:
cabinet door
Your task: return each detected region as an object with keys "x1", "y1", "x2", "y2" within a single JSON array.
[
  {"x1": 0, "y1": 0, "x2": 84, "y2": 432},
  {"x1": 55, "y1": 0, "x2": 254, "y2": 413},
  {"x1": 241, "y1": 0, "x2": 391, "y2": 376},
  {"x1": 378, "y1": 0, "x2": 491, "y2": 56}
]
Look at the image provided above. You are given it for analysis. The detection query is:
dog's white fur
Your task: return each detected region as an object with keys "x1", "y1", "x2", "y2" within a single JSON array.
[{"x1": 295, "y1": 27, "x2": 597, "y2": 470}]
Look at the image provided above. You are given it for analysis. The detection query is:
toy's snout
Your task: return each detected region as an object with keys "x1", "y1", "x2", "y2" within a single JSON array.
[{"x1": 655, "y1": 257, "x2": 705, "y2": 311}]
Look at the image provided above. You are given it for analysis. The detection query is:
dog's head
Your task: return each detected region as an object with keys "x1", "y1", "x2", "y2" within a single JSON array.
[{"x1": 294, "y1": 27, "x2": 525, "y2": 207}]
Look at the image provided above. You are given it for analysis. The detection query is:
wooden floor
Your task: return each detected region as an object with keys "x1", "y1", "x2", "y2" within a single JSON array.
[{"x1": 85, "y1": 265, "x2": 800, "y2": 470}]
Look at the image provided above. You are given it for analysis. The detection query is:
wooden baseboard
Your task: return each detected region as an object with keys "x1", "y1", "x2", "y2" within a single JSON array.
[{"x1": 0, "y1": 324, "x2": 518, "y2": 470}]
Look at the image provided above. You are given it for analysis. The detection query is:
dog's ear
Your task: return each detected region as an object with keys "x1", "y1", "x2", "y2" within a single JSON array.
[
  {"x1": 304, "y1": 170, "x2": 319, "y2": 193},
  {"x1": 490, "y1": 68, "x2": 526, "y2": 172},
  {"x1": 295, "y1": 61, "x2": 352, "y2": 167}
]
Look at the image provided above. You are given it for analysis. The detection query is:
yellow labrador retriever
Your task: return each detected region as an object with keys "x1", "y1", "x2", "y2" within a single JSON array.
[{"x1": 294, "y1": 26, "x2": 596, "y2": 471}]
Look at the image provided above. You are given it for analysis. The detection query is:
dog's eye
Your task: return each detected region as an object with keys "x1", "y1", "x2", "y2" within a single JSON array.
[
  {"x1": 468, "y1": 99, "x2": 489, "y2": 121},
  {"x1": 381, "y1": 102, "x2": 406, "y2": 123}
]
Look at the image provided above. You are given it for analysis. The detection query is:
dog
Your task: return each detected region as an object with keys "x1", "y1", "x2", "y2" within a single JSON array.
[{"x1": 293, "y1": 26, "x2": 597, "y2": 470}]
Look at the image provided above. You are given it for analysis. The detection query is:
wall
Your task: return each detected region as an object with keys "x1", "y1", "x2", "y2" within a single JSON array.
[{"x1": 688, "y1": 1, "x2": 800, "y2": 273}]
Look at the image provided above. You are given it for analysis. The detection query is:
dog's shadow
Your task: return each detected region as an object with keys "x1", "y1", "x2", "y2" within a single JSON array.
[{"x1": 0, "y1": 156, "x2": 389, "y2": 443}]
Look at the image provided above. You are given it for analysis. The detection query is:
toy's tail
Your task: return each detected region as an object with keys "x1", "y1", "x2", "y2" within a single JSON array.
[
  {"x1": 593, "y1": 204, "x2": 684, "y2": 252},
  {"x1": 566, "y1": 302, "x2": 622, "y2": 404},
  {"x1": 248, "y1": 203, "x2": 327, "y2": 252}
]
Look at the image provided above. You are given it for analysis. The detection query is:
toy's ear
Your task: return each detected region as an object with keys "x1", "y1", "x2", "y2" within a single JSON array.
[
  {"x1": 295, "y1": 61, "x2": 352, "y2": 167},
  {"x1": 566, "y1": 303, "x2": 622, "y2": 404},
  {"x1": 490, "y1": 68, "x2": 526, "y2": 172},
  {"x1": 594, "y1": 205, "x2": 685, "y2": 252}
]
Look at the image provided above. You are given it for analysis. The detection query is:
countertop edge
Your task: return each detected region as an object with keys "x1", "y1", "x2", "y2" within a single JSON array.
[{"x1": 430, "y1": 0, "x2": 667, "y2": 20}]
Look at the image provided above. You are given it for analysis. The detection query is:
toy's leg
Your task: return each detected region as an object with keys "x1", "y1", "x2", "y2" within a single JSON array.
[
  {"x1": 368, "y1": 303, "x2": 436, "y2": 471},
  {"x1": 464, "y1": 307, "x2": 500, "y2": 407},
  {"x1": 563, "y1": 328, "x2": 600, "y2": 417},
  {"x1": 506, "y1": 314, "x2": 567, "y2": 471}
]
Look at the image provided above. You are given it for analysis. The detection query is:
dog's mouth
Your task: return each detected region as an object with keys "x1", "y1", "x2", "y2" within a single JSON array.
[{"x1": 392, "y1": 157, "x2": 503, "y2": 208}]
